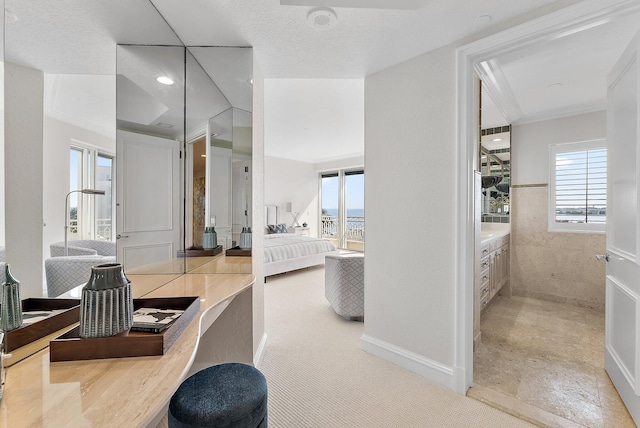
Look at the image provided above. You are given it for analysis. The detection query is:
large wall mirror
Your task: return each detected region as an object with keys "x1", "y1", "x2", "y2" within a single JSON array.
[
  {"x1": 3, "y1": 1, "x2": 252, "y2": 303},
  {"x1": 480, "y1": 126, "x2": 510, "y2": 223},
  {"x1": 479, "y1": 83, "x2": 511, "y2": 224},
  {"x1": 0, "y1": 0, "x2": 5, "y2": 268},
  {"x1": 116, "y1": 45, "x2": 253, "y2": 275}
]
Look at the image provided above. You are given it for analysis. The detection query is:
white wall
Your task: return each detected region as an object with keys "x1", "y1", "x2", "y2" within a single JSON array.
[
  {"x1": 315, "y1": 155, "x2": 364, "y2": 173},
  {"x1": 42, "y1": 116, "x2": 115, "y2": 269},
  {"x1": 511, "y1": 111, "x2": 607, "y2": 185},
  {"x1": 363, "y1": 44, "x2": 457, "y2": 385},
  {"x1": 5, "y1": 63, "x2": 44, "y2": 298},
  {"x1": 252, "y1": 56, "x2": 266, "y2": 365},
  {"x1": 264, "y1": 156, "x2": 319, "y2": 236}
]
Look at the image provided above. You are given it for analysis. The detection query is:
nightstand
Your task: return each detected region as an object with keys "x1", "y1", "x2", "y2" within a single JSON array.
[{"x1": 292, "y1": 227, "x2": 310, "y2": 236}]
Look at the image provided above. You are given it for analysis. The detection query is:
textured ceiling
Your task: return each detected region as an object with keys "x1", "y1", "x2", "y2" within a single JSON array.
[
  {"x1": 6, "y1": 0, "x2": 576, "y2": 78},
  {"x1": 151, "y1": 0, "x2": 573, "y2": 78},
  {"x1": 6, "y1": 1, "x2": 640, "y2": 163}
]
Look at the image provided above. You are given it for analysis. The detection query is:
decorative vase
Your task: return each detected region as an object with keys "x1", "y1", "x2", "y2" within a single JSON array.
[
  {"x1": 239, "y1": 227, "x2": 252, "y2": 249},
  {"x1": 203, "y1": 226, "x2": 217, "y2": 249},
  {"x1": 1, "y1": 264, "x2": 23, "y2": 332},
  {"x1": 79, "y1": 263, "x2": 133, "y2": 338}
]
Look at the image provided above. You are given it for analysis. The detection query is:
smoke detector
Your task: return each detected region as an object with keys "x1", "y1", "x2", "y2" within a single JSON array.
[{"x1": 307, "y1": 7, "x2": 337, "y2": 29}]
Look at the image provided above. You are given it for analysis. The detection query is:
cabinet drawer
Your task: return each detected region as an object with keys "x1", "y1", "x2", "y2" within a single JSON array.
[
  {"x1": 480, "y1": 269, "x2": 490, "y2": 287},
  {"x1": 479, "y1": 257, "x2": 491, "y2": 272},
  {"x1": 480, "y1": 292, "x2": 491, "y2": 312},
  {"x1": 480, "y1": 245, "x2": 491, "y2": 257},
  {"x1": 479, "y1": 283, "x2": 490, "y2": 301}
]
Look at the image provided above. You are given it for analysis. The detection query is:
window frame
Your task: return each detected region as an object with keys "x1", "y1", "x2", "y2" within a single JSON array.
[
  {"x1": 319, "y1": 168, "x2": 364, "y2": 249},
  {"x1": 70, "y1": 141, "x2": 116, "y2": 241},
  {"x1": 548, "y1": 139, "x2": 606, "y2": 234}
]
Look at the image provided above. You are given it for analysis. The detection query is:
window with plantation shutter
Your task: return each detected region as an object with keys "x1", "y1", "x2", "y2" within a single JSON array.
[{"x1": 549, "y1": 140, "x2": 606, "y2": 233}]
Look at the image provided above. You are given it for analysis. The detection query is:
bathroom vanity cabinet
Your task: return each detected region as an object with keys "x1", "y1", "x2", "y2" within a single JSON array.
[{"x1": 474, "y1": 232, "x2": 510, "y2": 349}]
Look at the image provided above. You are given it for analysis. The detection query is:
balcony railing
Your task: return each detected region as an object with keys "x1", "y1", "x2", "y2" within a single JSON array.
[
  {"x1": 68, "y1": 218, "x2": 112, "y2": 241},
  {"x1": 321, "y1": 215, "x2": 364, "y2": 242}
]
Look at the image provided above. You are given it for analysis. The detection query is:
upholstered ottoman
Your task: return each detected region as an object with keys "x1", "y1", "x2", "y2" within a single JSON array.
[
  {"x1": 325, "y1": 253, "x2": 364, "y2": 321},
  {"x1": 168, "y1": 363, "x2": 268, "y2": 427}
]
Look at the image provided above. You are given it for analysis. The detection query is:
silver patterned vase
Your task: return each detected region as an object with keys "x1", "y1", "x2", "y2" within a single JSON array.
[
  {"x1": 1, "y1": 264, "x2": 23, "y2": 332},
  {"x1": 203, "y1": 226, "x2": 217, "y2": 249},
  {"x1": 239, "y1": 227, "x2": 252, "y2": 249},
  {"x1": 79, "y1": 263, "x2": 133, "y2": 338}
]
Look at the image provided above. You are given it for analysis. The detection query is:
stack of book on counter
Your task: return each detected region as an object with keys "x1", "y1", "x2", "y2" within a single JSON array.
[{"x1": 131, "y1": 308, "x2": 184, "y2": 333}]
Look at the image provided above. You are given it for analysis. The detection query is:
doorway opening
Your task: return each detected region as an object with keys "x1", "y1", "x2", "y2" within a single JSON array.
[{"x1": 457, "y1": 1, "x2": 639, "y2": 426}]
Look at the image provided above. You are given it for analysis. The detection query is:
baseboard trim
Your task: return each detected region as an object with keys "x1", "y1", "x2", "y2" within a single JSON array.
[
  {"x1": 360, "y1": 334, "x2": 454, "y2": 390},
  {"x1": 254, "y1": 332, "x2": 268, "y2": 368}
]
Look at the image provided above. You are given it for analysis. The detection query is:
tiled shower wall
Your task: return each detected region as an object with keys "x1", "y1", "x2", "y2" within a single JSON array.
[{"x1": 510, "y1": 185, "x2": 606, "y2": 310}]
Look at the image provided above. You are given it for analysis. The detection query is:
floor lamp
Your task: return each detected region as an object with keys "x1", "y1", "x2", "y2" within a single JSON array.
[{"x1": 65, "y1": 189, "x2": 106, "y2": 256}]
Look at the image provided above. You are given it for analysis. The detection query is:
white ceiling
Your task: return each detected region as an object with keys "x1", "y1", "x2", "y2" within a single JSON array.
[
  {"x1": 5, "y1": 0, "x2": 573, "y2": 78},
  {"x1": 6, "y1": 1, "x2": 640, "y2": 163},
  {"x1": 480, "y1": 7, "x2": 640, "y2": 128},
  {"x1": 265, "y1": 79, "x2": 364, "y2": 163}
]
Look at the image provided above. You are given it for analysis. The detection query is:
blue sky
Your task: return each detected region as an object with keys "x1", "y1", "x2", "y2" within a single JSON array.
[{"x1": 322, "y1": 174, "x2": 364, "y2": 210}]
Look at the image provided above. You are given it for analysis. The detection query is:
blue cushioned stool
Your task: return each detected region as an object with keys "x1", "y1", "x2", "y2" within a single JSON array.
[{"x1": 168, "y1": 363, "x2": 268, "y2": 427}]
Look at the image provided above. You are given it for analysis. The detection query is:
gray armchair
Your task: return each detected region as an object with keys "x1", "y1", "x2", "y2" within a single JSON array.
[
  {"x1": 49, "y1": 240, "x2": 116, "y2": 257},
  {"x1": 45, "y1": 240, "x2": 116, "y2": 297}
]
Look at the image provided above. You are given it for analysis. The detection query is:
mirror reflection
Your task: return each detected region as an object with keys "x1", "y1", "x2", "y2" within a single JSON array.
[
  {"x1": 115, "y1": 45, "x2": 253, "y2": 275},
  {"x1": 0, "y1": 0, "x2": 5, "y2": 268},
  {"x1": 3, "y1": 0, "x2": 254, "y2": 301},
  {"x1": 480, "y1": 126, "x2": 511, "y2": 223},
  {"x1": 116, "y1": 45, "x2": 185, "y2": 275},
  {"x1": 4, "y1": 0, "x2": 186, "y2": 300}
]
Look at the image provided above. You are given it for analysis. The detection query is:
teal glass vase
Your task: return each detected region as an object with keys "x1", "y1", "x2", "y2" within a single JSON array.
[
  {"x1": 1, "y1": 264, "x2": 23, "y2": 332},
  {"x1": 203, "y1": 226, "x2": 217, "y2": 249}
]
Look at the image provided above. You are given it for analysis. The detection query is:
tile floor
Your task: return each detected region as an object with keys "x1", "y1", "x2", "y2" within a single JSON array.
[{"x1": 469, "y1": 295, "x2": 635, "y2": 428}]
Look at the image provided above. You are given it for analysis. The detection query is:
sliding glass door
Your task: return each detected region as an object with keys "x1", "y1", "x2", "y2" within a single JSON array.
[
  {"x1": 320, "y1": 169, "x2": 364, "y2": 250},
  {"x1": 345, "y1": 170, "x2": 364, "y2": 250},
  {"x1": 321, "y1": 172, "x2": 340, "y2": 246}
]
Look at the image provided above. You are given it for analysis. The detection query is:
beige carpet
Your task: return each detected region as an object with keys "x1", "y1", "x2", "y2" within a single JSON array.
[{"x1": 260, "y1": 265, "x2": 535, "y2": 428}]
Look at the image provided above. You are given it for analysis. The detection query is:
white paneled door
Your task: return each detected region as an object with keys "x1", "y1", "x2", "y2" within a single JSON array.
[
  {"x1": 605, "y1": 30, "x2": 640, "y2": 426},
  {"x1": 116, "y1": 130, "x2": 181, "y2": 271}
]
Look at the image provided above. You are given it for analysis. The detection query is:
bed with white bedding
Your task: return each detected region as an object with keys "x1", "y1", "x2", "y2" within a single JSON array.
[
  {"x1": 263, "y1": 205, "x2": 338, "y2": 276},
  {"x1": 264, "y1": 233, "x2": 338, "y2": 277}
]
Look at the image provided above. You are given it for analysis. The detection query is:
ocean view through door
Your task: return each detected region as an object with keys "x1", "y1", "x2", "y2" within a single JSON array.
[{"x1": 321, "y1": 169, "x2": 364, "y2": 250}]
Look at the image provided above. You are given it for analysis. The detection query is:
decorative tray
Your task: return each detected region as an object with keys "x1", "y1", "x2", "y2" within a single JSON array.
[
  {"x1": 4, "y1": 298, "x2": 80, "y2": 353},
  {"x1": 225, "y1": 246, "x2": 252, "y2": 257},
  {"x1": 49, "y1": 296, "x2": 200, "y2": 362},
  {"x1": 177, "y1": 245, "x2": 222, "y2": 257}
]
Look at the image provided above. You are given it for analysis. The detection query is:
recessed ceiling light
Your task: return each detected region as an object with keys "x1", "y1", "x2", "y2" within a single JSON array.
[
  {"x1": 156, "y1": 76, "x2": 174, "y2": 85},
  {"x1": 154, "y1": 122, "x2": 175, "y2": 129},
  {"x1": 473, "y1": 15, "x2": 491, "y2": 27},
  {"x1": 307, "y1": 7, "x2": 337, "y2": 29},
  {"x1": 492, "y1": 138, "x2": 502, "y2": 142}
]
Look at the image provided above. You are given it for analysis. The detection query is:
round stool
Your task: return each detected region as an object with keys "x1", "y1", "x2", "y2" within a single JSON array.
[{"x1": 168, "y1": 363, "x2": 268, "y2": 427}]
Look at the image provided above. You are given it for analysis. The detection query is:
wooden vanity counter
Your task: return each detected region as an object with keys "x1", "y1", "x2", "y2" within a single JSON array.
[{"x1": 0, "y1": 270, "x2": 255, "y2": 427}]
